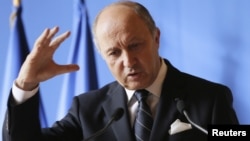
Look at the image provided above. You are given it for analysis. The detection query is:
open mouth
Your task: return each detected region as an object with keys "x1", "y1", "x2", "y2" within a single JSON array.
[{"x1": 127, "y1": 72, "x2": 141, "y2": 80}]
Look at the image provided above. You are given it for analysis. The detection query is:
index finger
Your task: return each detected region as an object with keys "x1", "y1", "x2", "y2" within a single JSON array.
[{"x1": 49, "y1": 31, "x2": 71, "y2": 50}]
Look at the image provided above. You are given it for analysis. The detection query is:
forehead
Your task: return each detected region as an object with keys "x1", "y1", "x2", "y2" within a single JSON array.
[
  {"x1": 97, "y1": 5, "x2": 138, "y2": 27},
  {"x1": 96, "y1": 5, "x2": 149, "y2": 37},
  {"x1": 99, "y1": 4, "x2": 135, "y2": 19}
]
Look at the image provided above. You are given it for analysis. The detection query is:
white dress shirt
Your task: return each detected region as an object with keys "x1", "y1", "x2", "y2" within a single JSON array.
[{"x1": 12, "y1": 81, "x2": 39, "y2": 104}]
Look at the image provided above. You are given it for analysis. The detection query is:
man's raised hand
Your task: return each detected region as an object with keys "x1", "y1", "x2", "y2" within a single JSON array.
[{"x1": 16, "y1": 26, "x2": 79, "y2": 91}]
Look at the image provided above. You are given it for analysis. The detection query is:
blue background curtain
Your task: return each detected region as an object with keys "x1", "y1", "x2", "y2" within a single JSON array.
[{"x1": 0, "y1": 1, "x2": 249, "y2": 139}]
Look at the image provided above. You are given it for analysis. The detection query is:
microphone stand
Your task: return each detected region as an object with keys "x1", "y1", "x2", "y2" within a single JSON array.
[
  {"x1": 176, "y1": 98, "x2": 208, "y2": 135},
  {"x1": 183, "y1": 110, "x2": 208, "y2": 135}
]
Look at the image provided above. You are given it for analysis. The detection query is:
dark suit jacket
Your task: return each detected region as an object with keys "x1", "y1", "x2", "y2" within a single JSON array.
[{"x1": 2, "y1": 59, "x2": 239, "y2": 141}]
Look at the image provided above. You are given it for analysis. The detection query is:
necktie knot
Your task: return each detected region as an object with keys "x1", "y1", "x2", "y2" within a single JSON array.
[{"x1": 135, "y1": 89, "x2": 149, "y2": 102}]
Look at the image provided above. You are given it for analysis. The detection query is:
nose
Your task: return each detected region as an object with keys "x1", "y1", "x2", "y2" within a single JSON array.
[{"x1": 122, "y1": 52, "x2": 136, "y2": 68}]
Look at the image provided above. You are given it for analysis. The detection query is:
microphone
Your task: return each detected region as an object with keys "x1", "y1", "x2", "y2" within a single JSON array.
[
  {"x1": 175, "y1": 99, "x2": 208, "y2": 135},
  {"x1": 83, "y1": 108, "x2": 124, "y2": 141}
]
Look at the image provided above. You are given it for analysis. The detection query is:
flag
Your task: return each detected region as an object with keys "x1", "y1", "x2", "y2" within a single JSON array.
[
  {"x1": 57, "y1": 0, "x2": 98, "y2": 120},
  {"x1": 0, "y1": 0, "x2": 48, "y2": 133}
]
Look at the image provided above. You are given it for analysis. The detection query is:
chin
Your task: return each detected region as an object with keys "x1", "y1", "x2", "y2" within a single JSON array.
[{"x1": 126, "y1": 83, "x2": 148, "y2": 90}]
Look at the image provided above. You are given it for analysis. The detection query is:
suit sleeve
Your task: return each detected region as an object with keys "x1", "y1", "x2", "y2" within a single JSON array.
[{"x1": 3, "y1": 90, "x2": 42, "y2": 141}]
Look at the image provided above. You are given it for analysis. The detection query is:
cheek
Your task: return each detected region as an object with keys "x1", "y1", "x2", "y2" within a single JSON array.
[
  {"x1": 107, "y1": 59, "x2": 122, "y2": 75},
  {"x1": 107, "y1": 58, "x2": 117, "y2": 67}
]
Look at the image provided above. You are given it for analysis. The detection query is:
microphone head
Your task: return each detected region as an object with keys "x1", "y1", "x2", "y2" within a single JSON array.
[
  {"x1": 176, "y1": 99, "x2": 186, "y2": 114},
  {"x1": 112, "y1": 108, "x2": 124, "y2": 121}
]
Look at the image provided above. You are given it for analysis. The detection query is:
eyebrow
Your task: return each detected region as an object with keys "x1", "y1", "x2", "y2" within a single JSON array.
[{"x1": 105, "y1": 46, "x2": 118, "y2": 54}]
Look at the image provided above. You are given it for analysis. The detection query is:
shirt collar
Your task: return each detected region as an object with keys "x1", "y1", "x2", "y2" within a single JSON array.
[{"x1": 125, "y1": 58, "x2": 167, "y2": 102}]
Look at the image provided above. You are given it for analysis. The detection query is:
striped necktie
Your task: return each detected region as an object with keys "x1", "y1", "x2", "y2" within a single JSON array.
[{"x1": 134, "y1": 89, "x2": 153, "y2": 141}]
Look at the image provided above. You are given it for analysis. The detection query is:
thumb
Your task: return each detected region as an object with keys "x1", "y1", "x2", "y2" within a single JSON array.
[{"x1": 56, "y1": 64, "x2": 80, "y2": 75}]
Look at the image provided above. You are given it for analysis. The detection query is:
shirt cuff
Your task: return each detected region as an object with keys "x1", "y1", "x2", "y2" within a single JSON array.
[{"x1": 12, "y1": 81, "x2": 39, "y2": 104}]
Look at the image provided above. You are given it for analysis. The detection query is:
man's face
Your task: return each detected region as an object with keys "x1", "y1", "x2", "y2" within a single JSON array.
[{"x1": 95, "y1": 6, "x2": 161, "y2": 90}]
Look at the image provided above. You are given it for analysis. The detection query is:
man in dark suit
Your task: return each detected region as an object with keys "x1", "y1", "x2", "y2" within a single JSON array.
[{"x1": 2, "y1": 1, "x2": 238, "y2": 141}]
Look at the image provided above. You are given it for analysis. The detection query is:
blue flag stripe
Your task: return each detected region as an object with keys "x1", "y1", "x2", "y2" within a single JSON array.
[{"x1": 57, "y1": 0, "x2": 98, "y2": 120}]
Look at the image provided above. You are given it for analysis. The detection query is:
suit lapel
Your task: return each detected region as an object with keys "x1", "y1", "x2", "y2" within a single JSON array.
[
  {"x1": 102, "y1": 84, "x2": 135, "y2": 141},
  {"x1": 150, "y1": 59, "x2": 187, "y2": 141}
]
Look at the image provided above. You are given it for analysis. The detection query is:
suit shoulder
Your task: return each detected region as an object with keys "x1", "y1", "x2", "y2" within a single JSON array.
[
  {"x1": 164, "y1": 58, "x2": 230, "y2": 90},
  {"x1": 181, "y1": 71, "x2": 230, "y2": 89},
  {"x1": 76, "y1": 81, "x2": 121, "y2": 99}
]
